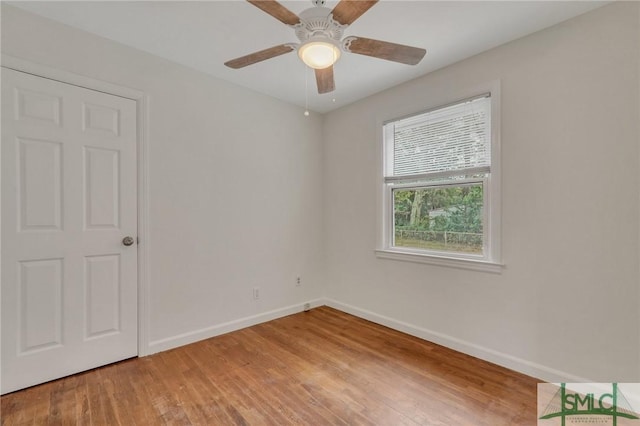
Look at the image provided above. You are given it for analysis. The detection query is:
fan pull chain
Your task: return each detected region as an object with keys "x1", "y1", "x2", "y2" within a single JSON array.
[{"x1": 304, "y1": 66, "x2": 310, "y2": 117}]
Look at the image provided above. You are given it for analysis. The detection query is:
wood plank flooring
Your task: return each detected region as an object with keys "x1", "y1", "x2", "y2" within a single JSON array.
[{"x1": 1, "y1": 306, "x2": 540, "y2": 425}]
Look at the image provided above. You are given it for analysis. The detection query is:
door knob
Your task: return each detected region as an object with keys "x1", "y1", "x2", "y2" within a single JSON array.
[{"x1": 122, "y1": 236, "x2": 135, "y2": 246}]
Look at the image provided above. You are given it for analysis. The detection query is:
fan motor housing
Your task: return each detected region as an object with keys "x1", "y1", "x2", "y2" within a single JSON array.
[{"x1": 295, "y1": 7, "x2": 346, "y2": 44}]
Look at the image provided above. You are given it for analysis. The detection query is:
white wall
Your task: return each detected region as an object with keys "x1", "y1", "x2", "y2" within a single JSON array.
[
  {"x1": 1, "y1": 5, "x2": 326, "y2": 353},
  {"x1": 323, "y1": 2, "x2": 640, "y2": 382}
]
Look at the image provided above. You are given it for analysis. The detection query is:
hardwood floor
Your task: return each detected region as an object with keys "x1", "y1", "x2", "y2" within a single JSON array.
[{"x1": 1, "y1": 306, "x2": 540, "y2": 425}]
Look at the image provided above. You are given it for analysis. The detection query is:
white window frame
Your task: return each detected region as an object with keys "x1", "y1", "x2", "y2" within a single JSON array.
[{"x1": 375, "y1": 81, "x2": 503, "y2": 273}]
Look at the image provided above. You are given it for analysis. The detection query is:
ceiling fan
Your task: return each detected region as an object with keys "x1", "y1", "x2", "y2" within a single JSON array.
[{"x1": 224, "y1": 0, "x2": 427, "y2": 94}]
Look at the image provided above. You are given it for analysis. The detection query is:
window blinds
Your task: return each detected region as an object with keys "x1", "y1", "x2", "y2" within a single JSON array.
[{"x1": 386, "y1": 95, "x2": 491, "y2": 180}]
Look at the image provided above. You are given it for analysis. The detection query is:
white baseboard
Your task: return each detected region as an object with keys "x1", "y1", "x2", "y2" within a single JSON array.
[
  {"x1": 324, "y1": 298, "x2": 591, "y2": 383},
  {"x1": 146, "y1": 298, "x2": 325, "y2": 354},
  {"x1": 146, "y1": 296, "x2": 590, "y2": 383}
]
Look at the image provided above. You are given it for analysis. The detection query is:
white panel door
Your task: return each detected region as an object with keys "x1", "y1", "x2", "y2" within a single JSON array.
[{"x1": 1, "y1": 68, "x2": 138, "y2": 394}]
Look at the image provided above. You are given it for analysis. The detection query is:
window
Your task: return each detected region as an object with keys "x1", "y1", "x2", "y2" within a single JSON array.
[{"x1": 378, "y1": 93, "x2": 501, "y2": 271}]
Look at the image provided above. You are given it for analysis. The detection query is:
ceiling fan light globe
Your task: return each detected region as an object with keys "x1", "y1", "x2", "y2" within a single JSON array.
[{"x1": 298, "y1": 41, "x2": 341, "y2": 69}]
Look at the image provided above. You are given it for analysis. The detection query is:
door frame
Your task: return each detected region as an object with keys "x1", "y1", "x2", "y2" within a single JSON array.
[{"x1": 1, "y1": 54, "x2": 151, "y2": 356}]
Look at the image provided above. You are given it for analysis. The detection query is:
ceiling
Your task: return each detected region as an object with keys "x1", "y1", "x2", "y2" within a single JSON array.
[{"x1": 9, "y1": 1, "x2": 607, "y2": 113}]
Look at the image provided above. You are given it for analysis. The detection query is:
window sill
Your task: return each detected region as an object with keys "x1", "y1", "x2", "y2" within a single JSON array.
[{"x1": 375, "y1": 249, "x2": 504, "y2": 274}]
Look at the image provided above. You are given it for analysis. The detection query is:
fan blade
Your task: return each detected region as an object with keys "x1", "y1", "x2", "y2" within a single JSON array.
[
  {"x1": 331, "y1": 0, "x2": 378, "y2": 25},
  {"x1": 315, "y1": 66, "x2": 335, "y2": 94},
  {"x1": 344, "y1": 36, "x2": 426, "y2": 65},
  {"x1": 224, "y1": 45, "x2": 295, "y2": 69},
  {"x1": 247, "y1": 0, "x2": 300, "y2": 25}
]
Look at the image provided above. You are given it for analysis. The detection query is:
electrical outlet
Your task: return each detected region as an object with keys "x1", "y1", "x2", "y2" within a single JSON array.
[
  {"x1": 253, "y1": 287, "x2": 260, "y2": 300},
  {"x1": 296, "y1": 276, "x2": 301, "y2": 286}
]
